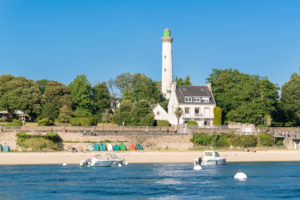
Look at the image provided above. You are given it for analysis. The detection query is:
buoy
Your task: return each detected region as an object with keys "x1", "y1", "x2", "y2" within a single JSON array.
[
  {"x1": 118, "y1": 163, "x2": 122, "y2": 167},
  {"x1": 193, "y1": 165, "x2": 202, "y2": 170},
  {"x1": 62, "y1": 163, "x2": 67, "y2": 166},
  {"x1": 234, "y1": 171, "x2": 247, "y2": 180}
]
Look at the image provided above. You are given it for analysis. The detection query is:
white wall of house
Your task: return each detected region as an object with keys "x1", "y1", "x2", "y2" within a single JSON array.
[{"x1": 152, "y1": 104, "x2": 169, "y2": 121}]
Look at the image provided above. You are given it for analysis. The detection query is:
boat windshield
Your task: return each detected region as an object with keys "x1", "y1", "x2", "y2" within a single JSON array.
[
  {"x1": 205, "y1": 152, "x2": 213, "y2": 157},
  {"x1": 215, "y1": 152, "x2": 220, "y2": 157}
]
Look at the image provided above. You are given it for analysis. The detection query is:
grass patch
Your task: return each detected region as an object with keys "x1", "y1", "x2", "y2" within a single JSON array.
[{"x1": 17, "y1": 132, "x2": 62, "y2": 151}]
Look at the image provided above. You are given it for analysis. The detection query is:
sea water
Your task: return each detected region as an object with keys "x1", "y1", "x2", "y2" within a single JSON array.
[{"x1": 0, "y1": 162, "x2": 300, "y2": 199}]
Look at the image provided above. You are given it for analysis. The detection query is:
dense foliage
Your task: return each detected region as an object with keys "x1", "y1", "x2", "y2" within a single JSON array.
[
  {"x1": 37, "y1": 118, "x2": 55, "y2": 126},
  {"x1": 0, "y1": 75, "x2": 41, "y2": 121},
  {"x1": 191, "y1": 132, "x2": 274, "y2": 148},
  {"x1": 175, "y1": 76, "x2": 192, "y2": 85},
  {"x1": 70, "y1": 117, "x2": 97, "y2": 126},
  {"x1": 281, "y1": 73, "x2": 300, "y2": 126},
  {"x1": 207, "y1": 69, "x2": 279, "y2": 125},
  {"x1": 6, "y1": 120, "x2": 22, "y2": 126},
  {"x1": 112, "y1": 100, "x2": 155, "y2": 126}
]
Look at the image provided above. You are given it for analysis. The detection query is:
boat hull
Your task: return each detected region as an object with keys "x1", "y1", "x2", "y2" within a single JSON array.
[
  {"x1": 91, "y1": 160, "x2": 114, "y2": 167},
  {"x1": 203, "y1": 158, "x2": 226, "y2": 166}
]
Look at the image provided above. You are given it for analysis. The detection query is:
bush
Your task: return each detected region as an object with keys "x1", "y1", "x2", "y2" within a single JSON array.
[
  {"x1": 70, "y1": 117, "x2": 98, "y2": 126},
  {"x1": 156, "y1": 120, "x2": 170, "y2": 127},
  {"x1": 275, "y1": 138, "x2": 284, "y2": 146},
  {"x1": 6, "y1": 120, "x2": 22, "y2": 126},
  {"x1": 187, "y1": 121, "x2": 198, "y2": 125},
  {"x1": 240, "y1": 135, "x2": 258, "y2": 147},
  {"x1": 17, "y1": 132, "x2": 62, "y2": 151},
  {"x1": 192, "y1": 132, "x2": 259, "y2": 148},
  {"x1": 191, "y1": 133, "x2": 212, "y2": 146},
  {"x1": 259, "y1": 132, "x2": 273, "y2": 146},
  {"x1": 38, "y1": 118, "x2": 54, "y2": 126}
]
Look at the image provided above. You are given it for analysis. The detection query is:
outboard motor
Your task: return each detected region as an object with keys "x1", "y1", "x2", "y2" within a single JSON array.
[{"x1": 194, "y1": 157, "x2": 202, "y2": 166}]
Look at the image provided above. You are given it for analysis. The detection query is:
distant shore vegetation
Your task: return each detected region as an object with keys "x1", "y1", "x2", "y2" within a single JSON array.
[{"x1": 0, "y1": 69, "x2": 299, "y2": 127}]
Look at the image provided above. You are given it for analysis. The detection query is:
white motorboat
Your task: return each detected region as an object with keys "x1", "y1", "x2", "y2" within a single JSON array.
[
  {"x1": 201, "y1": 151, "x2": 226, "y2": 166},
  {"x1": 80, "y1": 154, "x2": 127, "y2": 167},
  {"x1": 80, "y1": 155, "x2": 114, "y2": 167},
  {"x1": 106, "y1": 153, "x2": 126, "y2": 165}
]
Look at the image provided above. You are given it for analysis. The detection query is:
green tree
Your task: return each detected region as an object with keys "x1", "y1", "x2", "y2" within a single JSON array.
[
  {"x1": 93, "y1": 82, "x2": 110, "y2": 114},
  {"x1": 130, "y1": 100, "x2": 155, "y2": 126},
  {"x1": 58, "y1": 105, "x2": 73, "y2": 123},
  {"x1": 40, "y1": 102, "x2": 59, "y2": 120},
  {"x1": 175, "y1": 75, "x2": 192, "y2": 85},
  {"x1": 123, "y1": 73, "x2": 164, "y2": 104},
  {"x1": 207, "y1": 69, "x2": 279, "y2": 125},
  {"x1": 112, "y1": 100, "x2": 133, "y2": 126},
  {"x1": 281, "y1": 73, "x2": 300, "y2": 126},
  {"x1": 0, "y1": 75, "x2": 41, "y2": 121},
  {"x1": 68, "y1": 75, "x2": 93, "y2": 114},
  {"x1": 213, "y1": 106, "x2": 222, "y2": 125},
  {"x1": 41, "y1": 81, "x2": 73, "y2": 111}
]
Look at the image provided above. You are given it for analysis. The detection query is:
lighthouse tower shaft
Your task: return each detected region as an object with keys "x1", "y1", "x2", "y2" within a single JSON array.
[{"x1": 161, "y1": 28, "x2": 173, "y2": 99}]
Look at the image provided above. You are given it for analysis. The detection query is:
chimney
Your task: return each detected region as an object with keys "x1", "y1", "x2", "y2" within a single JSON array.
[{"x1": 206, "y1": 83, "x2": 212, "y2": 91}]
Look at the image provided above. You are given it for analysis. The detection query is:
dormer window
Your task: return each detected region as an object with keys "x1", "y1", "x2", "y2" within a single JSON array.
[
  {"x1": 184, "y1": 97, "x2": 192, "y2": 102},
  {"x1": 193, "y1": 97, "x2": 201, "y2": 103},
  {"x1": 202, "y1": 97, "x2": 210, "y2": 103}
]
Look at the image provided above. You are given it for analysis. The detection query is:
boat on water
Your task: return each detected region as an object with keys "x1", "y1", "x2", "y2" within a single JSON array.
[
  {"x1": 80, "y1": 154, "x2": 127, "y2": 167},
  {"x1": 80, "y1": 155, "x2": 114, "y2": 167},
  {"x1": 194, "y1": 151, "x2": 226, "y2": 166},
  {"x1": 106, "y1": 153, "x2": 126, "y2": 165},
  {"x1": 202, "y1": 151, "x2": 226, "y2": 165}
]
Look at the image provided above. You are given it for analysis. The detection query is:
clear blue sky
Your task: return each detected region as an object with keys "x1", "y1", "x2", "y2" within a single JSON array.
[{"x1": 1, "y1": 0, "x2": 300, "y2": 89}]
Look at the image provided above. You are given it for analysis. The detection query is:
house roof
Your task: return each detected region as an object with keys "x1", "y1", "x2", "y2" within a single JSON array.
[{"x1": 176, "y1": 85, "x2": 216, "y2": 104}]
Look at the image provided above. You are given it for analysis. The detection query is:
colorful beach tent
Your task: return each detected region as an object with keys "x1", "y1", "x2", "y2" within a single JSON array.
[
  {"x1": 99, "y1": 143, "x2": 106, "y2": 151},
  {"x1": 93, "y1": 143, "x2": 100, "y2": 151},
  {"x1": 107, "y1": 143, "x2": 113, "y2": 151},
  {"x1": 3, "y1": 145, "x2": 10, "y2": 152},
  {"x1": 135, "y1": 143, "x2": 143, "y2": 150},
  {"x1": 87, "y1": 145, "x2": 93, "y2": 151},
  {"x1": 0, "y1": 144, "x2": 2, "y2": 152},
  {"x1": 130, "y1": 144, "x2": 136, "y2": 150},
  {"x1": 113, "y1": 144, "x2": 120, "y2": 151},
  {"x1": 120, "y1": 143, "x2": 127, "y2": 151}
]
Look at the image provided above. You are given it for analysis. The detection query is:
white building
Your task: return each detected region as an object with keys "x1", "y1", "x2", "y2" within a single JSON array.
[{"x1": 153, "y1": 28, "x2": 216, "y2": 127}]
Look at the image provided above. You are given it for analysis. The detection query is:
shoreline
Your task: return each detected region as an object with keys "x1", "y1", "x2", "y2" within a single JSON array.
[{"x1": 1, "y1": 150, "x2": 300, "y2": 165}]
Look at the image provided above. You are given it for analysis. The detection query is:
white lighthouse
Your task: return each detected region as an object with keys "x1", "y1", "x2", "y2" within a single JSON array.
[{"x1": 161, "y1": 28, "x2": 173, "y2": 99}]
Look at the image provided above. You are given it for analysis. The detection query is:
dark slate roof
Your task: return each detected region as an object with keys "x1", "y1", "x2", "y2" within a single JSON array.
[{"x1": 176, "y1": 85, "x2": 216, "y2": 104}]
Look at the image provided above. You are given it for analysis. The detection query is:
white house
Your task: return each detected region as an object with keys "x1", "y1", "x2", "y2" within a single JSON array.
[{"x1": 153, "y1": 28, "x2": 216, "y2": 127}]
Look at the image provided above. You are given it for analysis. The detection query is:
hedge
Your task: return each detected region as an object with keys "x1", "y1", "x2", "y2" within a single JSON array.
[
  {"x1": 6, "y1": 120, "x2": 22, "y2": 126},
  {"x1": 38, "y1": 118, "x2": 55, "y2": 126},
  {"x1": 187, "y1": 121, "x2": 198, "y2": 125},
  {"x1": 70, "y1": 117, "x2": 97, "y2": 126},
  {"x1": 156, "y1": 120, "x2": 170, "y2": 127},
  {"x1": 191, "y1": 132, "x2": 273, "y2": 148}
]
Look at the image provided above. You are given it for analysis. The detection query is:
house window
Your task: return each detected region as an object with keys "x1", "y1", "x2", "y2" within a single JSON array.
[
  {"x1": 184, "y1": 97, "x2": 192, "y2": 103},
  {"x1": 202, "y1": 97, "x2": 210, "y2": 103},
  {"x1": 195, "y1": 108, "x2": 199, "y2": 116},
  {"x1": 185, "y1": 107, "x2": 190, "y2": 114},
  {"x1": 193, "y1": 97, "x2": 201, "y2": 103},
  {"x1": 157, "y1": 111, "x2": 160, "y2": 116}
]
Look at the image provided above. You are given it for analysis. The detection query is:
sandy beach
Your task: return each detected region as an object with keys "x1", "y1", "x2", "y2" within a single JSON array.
[{"x1": 0, "y1": 150, "x2": 300, "y2": 165}]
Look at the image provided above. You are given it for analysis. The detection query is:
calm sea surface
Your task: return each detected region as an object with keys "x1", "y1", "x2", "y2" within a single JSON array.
[{"x1": 0, "y1": 162, "x2": 300, "y2": 200}]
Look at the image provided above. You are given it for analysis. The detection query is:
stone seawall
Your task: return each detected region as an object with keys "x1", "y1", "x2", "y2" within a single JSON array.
[{"x1": 0, "y1": 131, "x2": 194, "y2": 151}]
